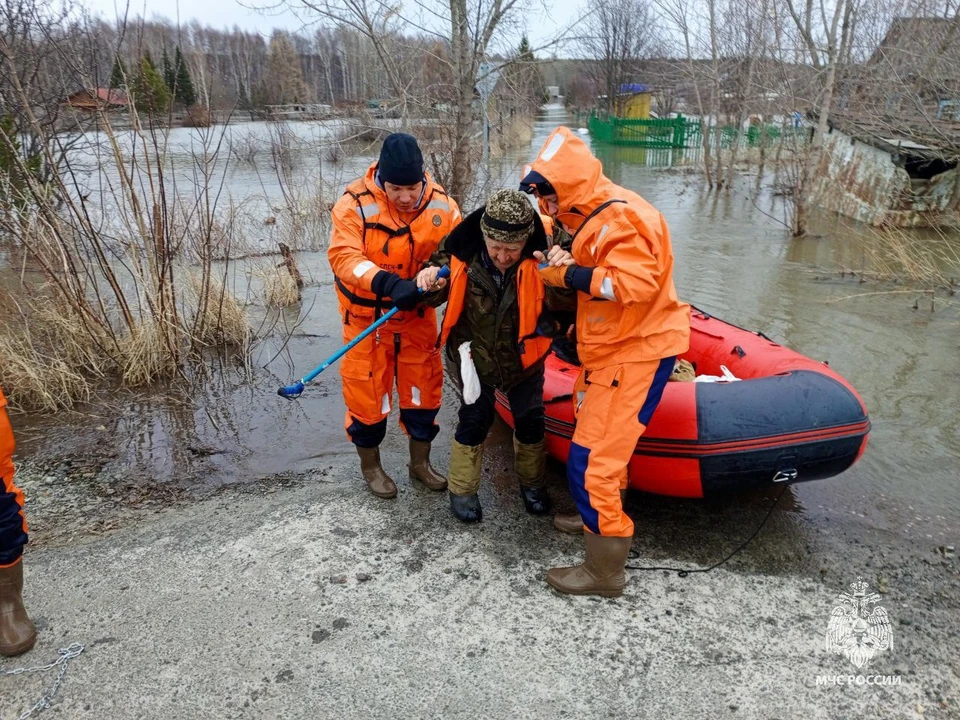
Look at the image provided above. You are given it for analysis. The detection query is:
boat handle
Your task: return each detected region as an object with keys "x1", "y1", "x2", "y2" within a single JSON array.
[{"x1": 773, "y1": 469, "x2": 798, "y2": 483}]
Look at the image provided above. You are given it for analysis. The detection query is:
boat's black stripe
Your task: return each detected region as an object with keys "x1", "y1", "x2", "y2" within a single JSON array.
[
  {"x1": 541, "y1": 423, "x2": 868, "y2": 460},
  {"x1": 695, "y1": 370, "x2": 866, "y2": 444}
]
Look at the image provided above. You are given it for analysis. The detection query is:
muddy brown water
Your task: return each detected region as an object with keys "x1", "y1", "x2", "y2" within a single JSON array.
[{"x1": 7, "y1": 106, "x2": 960, "y2": 552}]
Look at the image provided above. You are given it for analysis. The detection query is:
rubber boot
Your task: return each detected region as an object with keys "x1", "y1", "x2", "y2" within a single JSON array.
[
  {"x1": 408, "y1": 439, "x2": 447, "y2": 491},
  {"x1": 0, "y1": 559, "x2": 37, "y2": 657},
  {"x1": 448, "y1": 440, "x2": 483, "y2": 523},
  {"x1": 553, "y1": 489, "x2": 627, "y2": 535},
  {"x1": 553, "y1": 512, "x2": 583, "y2": 534},
  {"x1": 357, "y1": 446, "x2": 397, "y2": 499},
  {"x1": 545, "y1": 532, "x2": 633, "y2": 598},
  {"x1": 514, "y1": 438, "x2": 551, "y2": 515}
]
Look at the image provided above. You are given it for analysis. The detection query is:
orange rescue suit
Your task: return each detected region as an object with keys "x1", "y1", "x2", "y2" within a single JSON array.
[
  {"x1": 328, "y1": 163, "x2": 461, "y2": 443},
  {"x1": 528, "y1": 127, "x2": 691, "y2": 537},
  {"x1": 0, "y1": 389, "x2": 28, "y2": 567}
]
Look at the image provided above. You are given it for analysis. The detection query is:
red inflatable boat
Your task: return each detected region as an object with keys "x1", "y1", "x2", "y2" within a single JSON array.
[{"x1": 495, "y1": 308, "x2": 870, "y2": 498}]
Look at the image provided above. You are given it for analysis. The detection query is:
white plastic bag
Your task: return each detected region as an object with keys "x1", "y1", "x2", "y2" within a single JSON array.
[
  {"x1": 693, "y1": 365, "x2": 741, "y2": 383},
  {"x1": 459, "y1": 341, "x2": 482, "y2": 404}
]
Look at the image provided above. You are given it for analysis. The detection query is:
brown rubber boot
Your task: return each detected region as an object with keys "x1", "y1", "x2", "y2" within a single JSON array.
[
  {"x1": 553, "y1": 490, "x2": 626, "y2": 535},
  {"x1": 0, "y1": 559, "x2": 37, "y2": 657},
  {"x1": 545, "y1": 532, "x2": 633, "y2": 597},
  {"x1": 357, "y1": 446, "x2": 397, "y2": 499},
  {"x1": 553, "y1": 513, "x2": 584, "y2": 534},
  {"x1": 408, "y1": 440, "x2": 447, "y2": 491}
]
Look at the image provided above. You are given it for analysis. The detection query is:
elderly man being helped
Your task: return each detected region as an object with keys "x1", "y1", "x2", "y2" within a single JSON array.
[{"x1": 417, "y1": 189, "x2": 574, "y2": 523}]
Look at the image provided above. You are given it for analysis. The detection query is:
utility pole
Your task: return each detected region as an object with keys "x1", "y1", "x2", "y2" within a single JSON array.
[{"x1": 477, "y1": 61, "x2": 501, "y2": 182}]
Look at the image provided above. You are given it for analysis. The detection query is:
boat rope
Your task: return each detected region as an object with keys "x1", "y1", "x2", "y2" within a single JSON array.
[{"x1": 626, "y1": 482, "x2": 791, "y2": 577}]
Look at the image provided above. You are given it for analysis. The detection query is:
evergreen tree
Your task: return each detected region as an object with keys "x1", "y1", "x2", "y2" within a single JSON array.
[
  {"x1": 518, "y1": 35, "x2": 532, "y2": 58},
  {"x1": 109, "y1": 56, "x2": 127, "y2": 89},
  {"x1": 508, "y1": 36, "x2": 545, "y2": 111},
  {"x1": 0, "y1": 115, "x2": 42, "y2": 210},
  {"x1": 174, "y1": 46, "x2": 197, "y2": 107},
  {"x1": 162, "y1": 46, "x2": 175, "y2": 93},
  {"x1": 131, "y1": 56, "x2": 170, "y2": 114}
]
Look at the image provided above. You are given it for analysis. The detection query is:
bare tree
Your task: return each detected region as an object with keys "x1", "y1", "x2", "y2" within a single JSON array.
[
  {"x1": 278, "y1": 0, "x2": 531, "y2": 204},
  {"x1": 266, "y1": 30, "x2": 310, "y2": 105},
  {"x1": 780, "y1": 0, "x2": 856, "y2": 235},
  {"x1": 578, "y1": 0, "x2": 661, "y2": 115},
  {"x1": 0, "y1": 0, "x2": 94, "y2": 190}
]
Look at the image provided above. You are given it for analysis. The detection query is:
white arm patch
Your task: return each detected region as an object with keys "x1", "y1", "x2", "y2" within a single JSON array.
[
  {"x1": 353, "y1": 260, "x2": 376, "y2": 278},
  {"x1": 600, "y1": 277, "x2": 616, "y2": 301}
]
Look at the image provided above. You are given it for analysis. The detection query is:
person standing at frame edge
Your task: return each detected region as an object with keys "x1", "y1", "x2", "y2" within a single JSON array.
[
  {"x1": 328, "y1": 133, "x2": 461, "y2": 499},
  {"x1": 0, "y1": 388, "x2": 37, "y2": 656},
  {"x1": 522, "y1": 127, "x2": 691, "y2": 597}
]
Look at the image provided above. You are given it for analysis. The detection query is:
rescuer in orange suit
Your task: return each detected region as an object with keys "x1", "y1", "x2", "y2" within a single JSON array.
[
  {"x1": 522, "y1": 127, "x2": 691, "y2": 597},
  {"x1": 0, "y1": 388, "x2": 37, "y2": 656},
  {"x1": 328, "y1": 133, "x2": 461, "y2": 499}
]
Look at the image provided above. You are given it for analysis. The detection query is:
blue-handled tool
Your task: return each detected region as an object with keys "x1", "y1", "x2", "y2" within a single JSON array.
[{"x1": 277, "y1": 265, "x2": 450, "y2": 399}]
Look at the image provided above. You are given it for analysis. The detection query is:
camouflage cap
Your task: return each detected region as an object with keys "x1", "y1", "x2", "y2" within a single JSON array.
[{"x1": 480, "y1": 189, "x2": 535, "y2": 245}]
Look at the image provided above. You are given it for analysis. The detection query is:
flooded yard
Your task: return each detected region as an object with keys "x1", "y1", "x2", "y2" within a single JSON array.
[{"x1": 3, "y1": 106, "x2": 959, "y2": 720}]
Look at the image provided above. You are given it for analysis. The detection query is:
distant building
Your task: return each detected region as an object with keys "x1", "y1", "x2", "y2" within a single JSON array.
[
  {"x1": 617, "y1": 84, "x2": 652, "y2": 119},
  {"x1": 264, "y1": 103, "x2": 335, "y2": 120},
  {"x1": 63, "y1": 88, "x2": 129, "y2": 112},
  {"x1": 854, "y1": 17, "x2": 960, "y2": 124}
]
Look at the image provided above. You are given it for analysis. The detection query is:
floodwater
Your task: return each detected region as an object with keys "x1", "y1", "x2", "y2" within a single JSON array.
[{"x1": 8, "y1": 105, "x2": 960, "y2": 550}]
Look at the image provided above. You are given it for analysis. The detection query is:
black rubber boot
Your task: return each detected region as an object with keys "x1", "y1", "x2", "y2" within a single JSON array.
[
  {"x1": 449, "y1": 492, "x2": 482, "y2": 523},
  {"x1": 519, "y1": 485, "x2": 552, "y2": 515}
]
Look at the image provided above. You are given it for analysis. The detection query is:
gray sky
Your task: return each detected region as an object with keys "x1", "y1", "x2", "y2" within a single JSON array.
[{"x1": 82, "y1": 0, "x2": 582, "y2": 55}]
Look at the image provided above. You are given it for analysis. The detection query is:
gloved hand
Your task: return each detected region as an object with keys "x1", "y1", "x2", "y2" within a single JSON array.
[
  {"x1": 538, "y1": 264, "x2": 569, "y2": 288},
  {"x1": 373, "y1": 271, "x2": 421, "y2": 311}
]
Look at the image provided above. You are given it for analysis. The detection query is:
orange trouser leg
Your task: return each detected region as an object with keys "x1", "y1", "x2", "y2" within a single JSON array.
[
  {"x1": 0, "y1": 390, "x2": 28, "y2": 568},
  {"x1": 394, "y1": 308, "x2": 443, "y2": 442},
  {"x1": 567, "y1": 357, "x2": 675, "y2": 537},
  {"x1": 338, "y1": 309, "x2": 443, "y2": 445},
  {"x1": 339, "y1": 310, "x2": 396, "y2": 445}
]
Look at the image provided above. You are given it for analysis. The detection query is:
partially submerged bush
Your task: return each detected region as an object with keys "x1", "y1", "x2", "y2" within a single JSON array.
[
  {"x1": 254, "y1": 264, "x2": 301, "y2": 307},
  {"x1": 0, "y1": 106, "x2": 255, "y2": 409},
  {"x1": 183, "y1": 104, "x2": 212, "y2": 128}
]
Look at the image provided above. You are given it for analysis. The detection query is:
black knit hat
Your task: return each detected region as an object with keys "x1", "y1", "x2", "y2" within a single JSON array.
[
  {"x1": 378, "y1": 133, "x2": 424, "y2": 186},
  {"x1": 519, "y1": 169, "x2": 555, "y2": 197}
]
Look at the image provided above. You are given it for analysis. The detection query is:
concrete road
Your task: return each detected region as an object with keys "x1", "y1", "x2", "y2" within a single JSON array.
[{"x1": 2, "y1": 448, "x2": 957, "y2": 720}]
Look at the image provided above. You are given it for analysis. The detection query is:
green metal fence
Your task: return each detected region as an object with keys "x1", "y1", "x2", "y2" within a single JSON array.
[
  {"x1": 586, "y1": 112, "x2": 807, "y2": 167},
  {"x1": 588, "y1": 113, "x2": 695, "y2": 148}
]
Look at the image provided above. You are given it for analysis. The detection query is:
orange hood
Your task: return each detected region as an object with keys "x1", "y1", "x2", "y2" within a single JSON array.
[{"x1": 527, "y1": 127, "x2": 618, "y2": 232}]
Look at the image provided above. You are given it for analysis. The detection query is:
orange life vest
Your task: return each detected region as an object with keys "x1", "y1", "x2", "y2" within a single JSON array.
[
  {"x1": 329, "y1": 164, "x2": 460, "y2": 315},
  {"x1": 438, "y1": 256, "x2": 553, "y2": 370}
]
